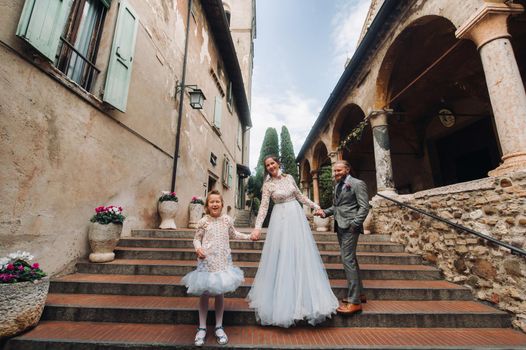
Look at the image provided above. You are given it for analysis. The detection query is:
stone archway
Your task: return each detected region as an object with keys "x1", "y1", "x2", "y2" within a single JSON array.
[
  {"x1": 375, "y1": 15, "x2": 500, "y2": 193},
  {"x1": 331, "y1": 103, "x2": 377, "y2": 196}
]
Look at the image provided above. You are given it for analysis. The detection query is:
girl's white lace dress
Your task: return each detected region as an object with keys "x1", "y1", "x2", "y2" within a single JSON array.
[
  {"x1": 247, "y1": 174, "x2": 338, "y2": 327},
  {"x1": 182, "y1": 215, "x2": 250, "y2": 296}
]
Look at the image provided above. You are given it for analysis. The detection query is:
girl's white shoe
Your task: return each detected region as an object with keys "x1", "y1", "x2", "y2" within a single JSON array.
[
  {"x1": 215, "y1": 326, "x2": 228, "y2": 345},
  {"x1": 194, "y1": 327, "x2": 207, "y2": 346}
]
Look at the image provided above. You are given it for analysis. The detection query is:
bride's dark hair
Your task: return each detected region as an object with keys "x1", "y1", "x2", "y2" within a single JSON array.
[{"x1": 263, "y1": 155, "x2": 287, "y2": 178}]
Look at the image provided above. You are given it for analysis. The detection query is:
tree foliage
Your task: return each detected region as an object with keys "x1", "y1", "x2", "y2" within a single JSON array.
[
  {"x1": 319, "y1": 165, "x2": 334, "y2": 209},
  {"x1": 280, "y1": 126, "x2": 299, "y2": 184},
  {"x1": 248, "y1": 128, "x2": 280, "y2": 200}
]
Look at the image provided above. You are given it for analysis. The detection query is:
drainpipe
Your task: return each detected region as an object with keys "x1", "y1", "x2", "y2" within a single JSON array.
[{"x1": 171, "y1": 0, "x2": 193, "y2": 192}]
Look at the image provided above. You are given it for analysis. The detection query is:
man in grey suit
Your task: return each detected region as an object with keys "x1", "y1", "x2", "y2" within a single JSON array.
[{"x1": 315, "y1": 160, "x2": 369, "y2": 315}]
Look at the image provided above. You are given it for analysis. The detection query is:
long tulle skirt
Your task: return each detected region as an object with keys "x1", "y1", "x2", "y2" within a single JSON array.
[{"x1": 247, "y1": 200, "x2": 339, "y2": 327}]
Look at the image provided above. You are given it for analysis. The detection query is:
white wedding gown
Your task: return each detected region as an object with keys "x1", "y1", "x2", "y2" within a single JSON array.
[{"x1": 247, "y1": 174, "x2": 338, "y2": 327}]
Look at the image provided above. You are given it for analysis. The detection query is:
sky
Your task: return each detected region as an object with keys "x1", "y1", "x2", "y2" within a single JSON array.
[{"x1": 248, "y1": 0, "x2": 372, "y2": 170}]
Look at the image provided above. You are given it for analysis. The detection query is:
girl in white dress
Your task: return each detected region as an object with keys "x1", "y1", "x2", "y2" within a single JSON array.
[
  {"x1": 248, "y1": 155, "x2": 339, "y2": 327},
  {"x1": 182, "y1": 190, "x2": 254, "y2": 346}
]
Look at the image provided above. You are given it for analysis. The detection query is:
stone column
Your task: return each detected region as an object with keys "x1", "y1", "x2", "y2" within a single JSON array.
[
  {"x1": 301, "y1": 180, "x2": 311, "y2": 215},
  {"x1": 311, "y1": 171, "x2": 320, "y2": 205},
  {"x1": 456, "y1": 2, "x2": 526, "y2": 176},
  {"x1": 328, "y1": 150, "x2": 340, "y2": 164},
  {"x1": 370, "y1": 112, "x2": 396, "y2": 193}
]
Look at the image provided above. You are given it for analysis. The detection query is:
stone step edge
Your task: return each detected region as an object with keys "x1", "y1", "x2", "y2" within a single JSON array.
[
  {"x1": 75, "y1": 259, "x2": 438, "y2": 271},
  {"x1": 52, "y1": 274, "x2": 468, "y2": 291},
  {"x1": 7, "y1": 321, "x2": 526, "y2": 350},
  {"x1": 44, "y1": 294, "x2": 506, "y2": 315}
]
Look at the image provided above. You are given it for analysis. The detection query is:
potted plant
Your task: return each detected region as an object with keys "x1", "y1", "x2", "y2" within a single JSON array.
[
  {"x1": 158, "y1": 191, "x2": 178, "y2": 229},
  {"x1": 88, "y1": 205, "x2": 125, "y2": 262},
  {"x1": 0, "y1": 251, "x2": 48, "y2": 338},
  {"x1": 188, "y1": 196, "x2": 204, "y2": 228}
]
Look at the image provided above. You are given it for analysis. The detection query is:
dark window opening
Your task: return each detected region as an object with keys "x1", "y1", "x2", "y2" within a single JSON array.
[{"x1": 56, "y1": 0, "x2": 106, "y2": 92}]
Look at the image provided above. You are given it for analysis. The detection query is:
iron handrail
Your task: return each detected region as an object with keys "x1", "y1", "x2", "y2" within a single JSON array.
[{"x1": 376, "y1": 193, "x2": 526, "y2": 257}]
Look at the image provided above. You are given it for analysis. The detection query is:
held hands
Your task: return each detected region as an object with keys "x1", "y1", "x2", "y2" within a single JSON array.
[
  {"x1": 196, "y1": 248, "x2": 206, "y2": 259},
  {"x1": 313, "y1": 209, "x2": 326, "y2": 218},
  {"x1": 250, "y1": 229, "x2": 261, "y2": 241}
]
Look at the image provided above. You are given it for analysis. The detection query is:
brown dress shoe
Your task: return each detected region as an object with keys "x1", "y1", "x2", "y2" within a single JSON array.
[
  {"x1": 336, "y1": 303, "x2": 362, "y2": 315},
  {"x1": 342, "y1": 295, "x2": 367, "y2": 304}
]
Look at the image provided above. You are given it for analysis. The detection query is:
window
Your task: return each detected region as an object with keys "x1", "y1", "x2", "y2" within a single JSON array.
[
  {"x1": 56, "y1": 0, "x2": 107, "y2": 91},
  {"x1": 16, "y1": 0, "x2": 138, "y2": 112},
  {"x1": 210, "y1": 152, "x2": 217, "y2": 166},
  {"x1": 237, "y1": 123, "x2": 243, "y2": 149},
  {"x1": 226, "y1": 81, "x2": 233, "y2": 109},
  {"x1": 213, "y1": 96, "x2": 222, "y2": 129},
  {"x1": 222, "y1": 157, "x2": 233, "y2": 188}
]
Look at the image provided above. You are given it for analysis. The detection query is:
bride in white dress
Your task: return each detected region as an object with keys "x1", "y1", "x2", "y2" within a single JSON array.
[{"x1": 248, "y1": 155, "x2": 338, "y2": 327}]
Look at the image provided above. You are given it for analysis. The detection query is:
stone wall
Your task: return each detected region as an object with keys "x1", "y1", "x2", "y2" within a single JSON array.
[{"x1": 371, "y1": 171, "x2": 526, "y2": 331}]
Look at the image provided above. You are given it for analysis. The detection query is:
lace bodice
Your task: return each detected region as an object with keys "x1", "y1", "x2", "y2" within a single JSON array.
[
  {"x1": 255, "y1": 174, "x2": 320, "y2": 229},
  {"x1": 193, "y1": 214, "x2": 251, "y2": 272}
]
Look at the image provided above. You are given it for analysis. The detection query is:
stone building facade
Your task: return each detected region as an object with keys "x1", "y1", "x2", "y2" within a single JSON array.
[
  {"x1": 297, "y1": 0, "x2": 526, "y2": 330},
  {"x1": 0, "y1": 0, "x2": 255, "y2": 276}
]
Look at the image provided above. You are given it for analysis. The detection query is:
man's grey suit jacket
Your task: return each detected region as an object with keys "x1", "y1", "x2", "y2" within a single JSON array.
[{"x1": 323, "y1": 175, "x2": 369, "y2": 233}]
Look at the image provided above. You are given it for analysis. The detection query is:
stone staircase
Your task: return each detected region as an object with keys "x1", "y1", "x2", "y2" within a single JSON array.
[
  {"x1": 5, "y1": 229, "x2": 526, "y2": 349},
  {"x1": 233, "y1": 209, "x2": 251, "y2": 227}
]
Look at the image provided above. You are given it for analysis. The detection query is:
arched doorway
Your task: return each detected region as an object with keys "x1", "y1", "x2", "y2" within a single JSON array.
[
  {"x1": 377, "y1": 16, "x2": 500, "y2": 194},
  {"x1": 332, "y1": 104, "x2": 377, "y2": 196}
]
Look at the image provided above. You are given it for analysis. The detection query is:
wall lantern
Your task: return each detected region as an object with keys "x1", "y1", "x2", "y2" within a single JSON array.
[{"x1": 188, "y1": 87, "x2": 206, "y2": 109}]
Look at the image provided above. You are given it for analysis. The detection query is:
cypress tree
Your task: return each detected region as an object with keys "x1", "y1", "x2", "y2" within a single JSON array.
[
  {"x1": 248, "y1": 127, "x2": 280, "y2": 200},
  {"x1": 280, "y1": 126, "x2": 299, "y2": 184},
  {"x1": 247, "y1": 128, "x2": 279, "y2": 227}
]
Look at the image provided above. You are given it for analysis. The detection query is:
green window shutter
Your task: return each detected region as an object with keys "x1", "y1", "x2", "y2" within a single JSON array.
[
  {"x1": 222, "y1": 157, "x2": 228, "y2": 185},
  {"x1": 227, "y1": 163, "x2": 233, "y2": 188},
  {"x1": 16, "y1": 0, "x2": 73, "y2": 62},
  {"x1": 103, "y1": 0, "x2": 138, "y2": 112},
  {"x1": 99, "y1": 0, "x2": 112, "y2": 8},
  {"x1": 213, "y1": 96, "x2": 222, "y2": 129}
]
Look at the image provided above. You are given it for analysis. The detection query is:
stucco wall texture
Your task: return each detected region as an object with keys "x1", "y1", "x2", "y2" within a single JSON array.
[{"x1": 0, "y1": 0, "x2": 253, "y2": 276}]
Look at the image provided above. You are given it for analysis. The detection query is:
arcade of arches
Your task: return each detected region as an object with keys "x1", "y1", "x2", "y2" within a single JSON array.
[{"x1": 299, "y1": 3, "x2": 526, "y2": 204}]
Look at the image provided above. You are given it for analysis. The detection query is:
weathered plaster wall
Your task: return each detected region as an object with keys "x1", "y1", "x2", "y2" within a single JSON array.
[
  {"x1": 371, "y1": 171, "x2": 526, "y2": 331},
  {"x1": 0, "y1": 44, "x2": 171, "y2": 275},
  {"x1": 0, "y1": 0, "x2": 249, "y2": 275}
]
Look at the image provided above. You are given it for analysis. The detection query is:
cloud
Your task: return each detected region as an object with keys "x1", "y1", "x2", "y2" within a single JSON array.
[
  {"x1": 249, "y1": 88, "x2": 322, "y2": 170},
  {"x1": 330, "y1": 0, "x2": 372, "y2": 71}
]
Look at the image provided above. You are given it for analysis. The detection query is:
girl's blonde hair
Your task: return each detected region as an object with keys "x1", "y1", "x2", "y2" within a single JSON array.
[{"x1": 204, "y1": 190, "x2": 224, "y2": 214}]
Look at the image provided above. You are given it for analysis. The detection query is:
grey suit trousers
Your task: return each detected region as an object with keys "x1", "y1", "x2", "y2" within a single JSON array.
[{"x1": 335, "y1": 221, "x2": 363, "y2": 304}]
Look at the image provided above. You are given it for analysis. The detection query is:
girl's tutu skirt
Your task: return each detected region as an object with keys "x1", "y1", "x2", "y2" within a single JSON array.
[{"x1": 182, "y1": 257, "x2": 244, "y2": 296}]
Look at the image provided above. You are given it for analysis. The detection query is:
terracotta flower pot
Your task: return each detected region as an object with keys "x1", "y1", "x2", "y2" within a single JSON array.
[
  {"x1": 188, "y1": 203, "x2": 204, "y2": 228},
  {"x1": 313, "y1": 216, "x2": 331, "y2": 232},
  {"x1": 0, "y1": 277, "x2": 50, "y2": 338},
  {"x1": 158, "y1": 200, "x2": 178, "y2": 229},
  {"x1": 88, "y1": 222, "x2": 122, "y2": 262}
]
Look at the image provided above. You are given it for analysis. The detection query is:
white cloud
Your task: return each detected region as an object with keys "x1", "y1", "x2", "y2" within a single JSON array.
[
  {"x1": 331, "y1": 0, "x2": 372, "y2": 70},
  {"x1": 249, "y1": 88, "x2": 322, "y2": 170}
]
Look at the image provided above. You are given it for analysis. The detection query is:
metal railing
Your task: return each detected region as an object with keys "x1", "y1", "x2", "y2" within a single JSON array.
[
  {"x1": 56, "y1": 37, "x2": 101, "y2": 91},
  {"x1": 376, "y1": 193, "x2": 526, "y2": 257}
]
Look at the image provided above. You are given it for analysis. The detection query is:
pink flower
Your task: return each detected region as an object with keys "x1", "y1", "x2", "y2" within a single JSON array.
[
  {"x1": 18, "y1": 265, "x2": 24, "y2": 271},
  {"x1": 118, "y1": 206, "x2": 123, "y2": 211},
  {"x1": 31, "y1": 263, "x2": 39, "y2": 269},
  {"x1": 192, "y1": 196, "x2": 197, "y2": 200},
  {"x1": 171, "y1": 192, "x2": 176, "y2": 196},
  {"x1": 6, "y1": 264, "x2": 14, "y2": 271}
]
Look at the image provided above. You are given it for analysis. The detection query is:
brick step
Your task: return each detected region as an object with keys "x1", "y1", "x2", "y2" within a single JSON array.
[
  {"x1": 50, "y1": 274, "x2": 471, "y2": 300},
  {"x1": 113, "y1": 247, "x2": 412, "y2": 264},
  {"x1": 118, "y1": 238, "x2": 403, "y2": 253},
  {"x1": 8, "y1": 322, "x2": 526, "y2": 350},
  {"x1": 131, "y1": 229, "x2": 392, "y2": 242},
  {"x1": 41, "y1": 294, "x2": 511, "y2": 328},
  {"x1": 76, "y1": 259, "x2": 441, "y2": 280}
]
